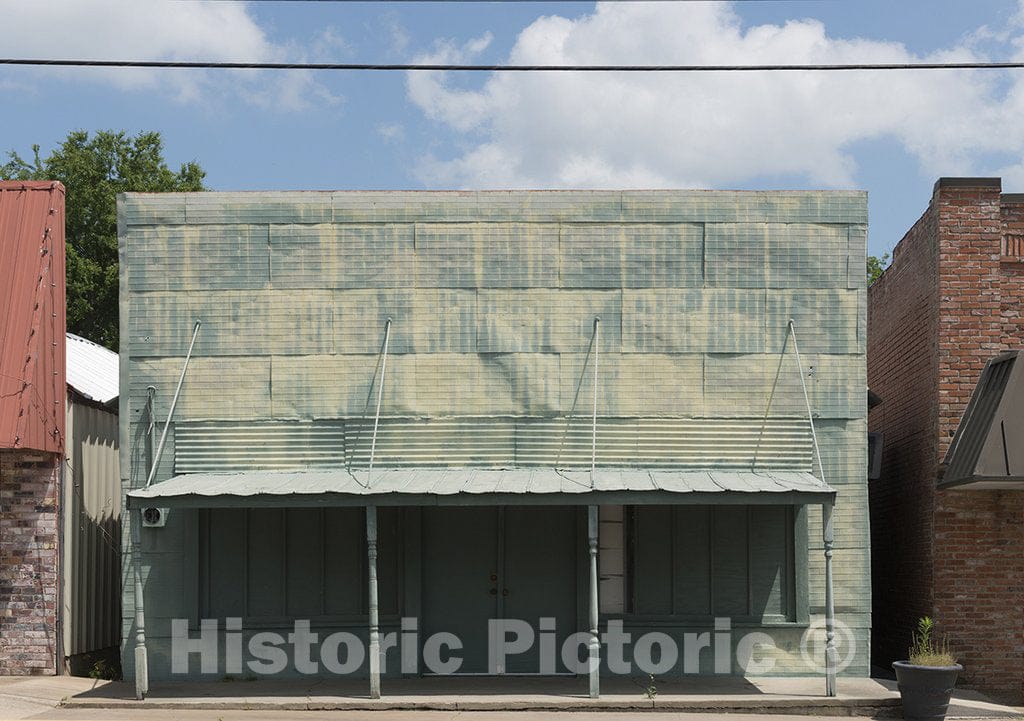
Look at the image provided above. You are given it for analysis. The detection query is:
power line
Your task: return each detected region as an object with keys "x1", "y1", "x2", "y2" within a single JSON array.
[
  {"x1": 172, "y1": 0, "x2": 825, "y2": 3},
  {"x1": 2, "y1": 58, "x2": 1023, "y2": 72}
]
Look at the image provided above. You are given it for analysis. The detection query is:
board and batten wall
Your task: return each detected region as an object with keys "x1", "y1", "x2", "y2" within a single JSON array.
[{"x1": 119, "y1": 190, "x2": 868, "y2": 680}]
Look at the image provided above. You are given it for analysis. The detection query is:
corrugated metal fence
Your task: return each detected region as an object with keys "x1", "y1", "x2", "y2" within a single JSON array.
[{"x1": 62, "y1": 398, "x2": 121, "y2": 660}]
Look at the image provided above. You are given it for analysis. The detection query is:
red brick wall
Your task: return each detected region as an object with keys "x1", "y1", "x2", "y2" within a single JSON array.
[
  {"x1": 0, "y1": 448, "x2": 58, "y2": 675},
  {"x1": 870, "y1": 179, "x2": 1024, "y2": 702},
  {"x1": 932, "y1": 184, "x2": 1024, "y2": 703},
  {"x1": 867, "y1": 195, "x2": 941, "y2": 668}
]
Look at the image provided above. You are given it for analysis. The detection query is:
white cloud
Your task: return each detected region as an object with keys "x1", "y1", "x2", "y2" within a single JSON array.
[
  {"x1": 377, "y1": 122, "x2": 406, "y2": 143},
  {"x1": 0, "y1": 0, "x2": 340, "y2": 110},
  {"x1": 407, "y1": 2, "x2": 1024, "y2": 189}
]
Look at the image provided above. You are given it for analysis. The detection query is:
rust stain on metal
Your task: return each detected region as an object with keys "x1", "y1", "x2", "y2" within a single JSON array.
[{"x1": 0, "y1": 181, "x2": 66, "y2": 452}]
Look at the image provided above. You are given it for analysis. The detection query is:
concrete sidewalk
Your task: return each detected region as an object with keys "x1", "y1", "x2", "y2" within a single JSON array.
[
  {"x1": 2, "y1": 675, "x2": 1023, "y2": 720},
  {"x1": 0, "y1": 677, "x2": 101, "y2": 721},
  {"x1": 59, "y1": 675, "x2": 906, "y2": 714}
]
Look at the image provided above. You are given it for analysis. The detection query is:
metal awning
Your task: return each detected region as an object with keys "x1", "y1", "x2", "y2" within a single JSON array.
[
  {"x1": 127, "y1": 468, "x2": 834, "y2": 508},
  {"x1": 941, "y1": 350, "x2": 1024, "y2": 490}
]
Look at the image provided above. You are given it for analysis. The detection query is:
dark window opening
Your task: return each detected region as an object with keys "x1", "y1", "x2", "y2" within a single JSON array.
[
  {"x1": 198, "y1": 507, "x2": 401, "y2": 623},
  {"x1": 624, "y1": 505, "x2": 797, "y2": 623}
]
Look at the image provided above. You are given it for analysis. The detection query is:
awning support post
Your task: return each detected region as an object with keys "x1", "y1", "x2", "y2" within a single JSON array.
[
  {"x1": 823, "y1": 498, "x2": 837, "y2": 697},
  {"x1": 145, "y1": 386, "x2": 156, "y2": 470},
  {"x1": 134, "y1": 320, "x2": 199, "y2": 699},
  {"x1": 366, "y1": 318, "x2": 392, "y2": 489},
  {"x1": 131, "y1": 508, "x2": 148, "y2": 700},
  {"x1": 787, "y1": 319, "x2": 826, "y2": 484},
  {"x1": 591, "y1": 317, "x2": 599, "y2": 486},
  {"x1": 587, "y1": 504, "x2": 600, "y2": 699},
  {"x1": 145, "y1": 320, "x2": 201, "y2": 489},
  {"x1": 367, "y1": 505, "x2": 381, "y2": 699},
  {"x1": 790, "y1": 319, "x2": 837, "y2": 696}
]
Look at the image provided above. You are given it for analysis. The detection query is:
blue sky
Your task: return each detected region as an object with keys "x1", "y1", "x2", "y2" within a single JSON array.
[{"x1": 3, "y1": 0, "x2": 1024, "y2": 257}]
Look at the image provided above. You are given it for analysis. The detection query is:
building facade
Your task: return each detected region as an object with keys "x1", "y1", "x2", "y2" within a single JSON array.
[
  {"x1": 868, "y1": 177, "x2": 1024, "y2": 702},
  {"x1": 64, "y1": 333, "x2": 121, "y2": 673},
  {"x1": 0, "y1": 181, "x2": 66, "y2": 675},
  {"x1": 120, "y1": 190, "x2": 869, "y2": 694}
]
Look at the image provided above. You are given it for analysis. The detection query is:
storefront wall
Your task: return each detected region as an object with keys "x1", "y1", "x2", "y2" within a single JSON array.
[{"x1": 119, "y1": 190, "x2": 869, "y2": 682}]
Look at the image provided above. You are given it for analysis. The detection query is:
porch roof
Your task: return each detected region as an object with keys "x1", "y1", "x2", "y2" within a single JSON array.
[{"x1": 127, "y1": 467, "x2": 834, "y2": 508}]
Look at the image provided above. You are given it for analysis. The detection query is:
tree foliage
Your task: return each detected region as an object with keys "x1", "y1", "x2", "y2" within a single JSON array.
[
  {"x1": 867, "y1": 252, "x2": 890, "y2": 286},
  {"x1": 1, "y1": 130, "x2": 205, "y2": 349}
]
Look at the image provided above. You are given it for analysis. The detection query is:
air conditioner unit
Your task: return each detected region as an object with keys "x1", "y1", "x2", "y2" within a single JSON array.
[{"x1": 141, "y1": 507, "x2": 169, "y2": 528}]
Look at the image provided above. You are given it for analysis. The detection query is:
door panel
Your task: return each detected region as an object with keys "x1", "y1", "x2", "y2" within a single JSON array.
[
  {"x1": 502, "y1": 506, "x2": 578, "y2": 673},
  {"x1": 421, "y1": 507, "x2": 499, "y2": 673},
  {"x1": 421, "y1": 506, "x2": 579, "y2": 675}
]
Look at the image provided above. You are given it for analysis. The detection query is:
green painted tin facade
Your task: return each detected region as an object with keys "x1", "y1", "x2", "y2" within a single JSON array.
[{"x1": 119, "y1": 190, "x2": 868, "y2": 682}]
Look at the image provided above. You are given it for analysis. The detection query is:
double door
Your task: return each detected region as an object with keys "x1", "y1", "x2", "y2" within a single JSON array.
[{"x1": 421, "y1": 506, "x2": 579, "y2": 674}]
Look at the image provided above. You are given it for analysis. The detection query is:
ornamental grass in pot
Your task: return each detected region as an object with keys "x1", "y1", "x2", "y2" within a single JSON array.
[{"x1": 893, "y1": 617, "x2": 962, "y2": 721}]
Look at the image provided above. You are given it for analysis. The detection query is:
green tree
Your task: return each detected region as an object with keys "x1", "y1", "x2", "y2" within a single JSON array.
[
  {"x1": 867, "y1": 252, "x2": 890, "y2": 286},
  {"x1": 1, "y1": 130, "x2": 205, "y2": 349}
]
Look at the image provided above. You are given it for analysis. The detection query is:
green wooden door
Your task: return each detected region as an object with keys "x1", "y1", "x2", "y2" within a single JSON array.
[
  {"x1": 421, "y1": 506, "x2": 578, "y2": 674},
  {"x1": 502, "y1": 506, "x2": 578, "y2": 673},
  {"x1": 422, "y1": 506, "x2": 500, "y2": 673}
]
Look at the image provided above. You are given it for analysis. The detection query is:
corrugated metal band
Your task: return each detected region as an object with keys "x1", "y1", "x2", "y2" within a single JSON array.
[{"x1": 173, "y1": 417, "x2": 813, "y2": 473}]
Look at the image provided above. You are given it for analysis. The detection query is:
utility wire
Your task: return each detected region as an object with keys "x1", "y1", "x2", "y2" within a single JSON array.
[
  {"x1": 170, "y1": 0, "x2": 826, "y2": 3},
  {"x1": 2, "y1": 58, "x2": 1023, "y2": 72}
]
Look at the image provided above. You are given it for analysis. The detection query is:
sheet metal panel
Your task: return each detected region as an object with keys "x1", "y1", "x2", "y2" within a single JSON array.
[
  {"x1": 0, "y1": 181, "x2": 66, "y2": 452},
  {"x1": 66, "y1": 333, "x2": 119, "y2": 405},
  {"x1": 129, "y1": 467, "x2": 832, "y2": 503},
  {"x1": 171, "y1": 416, "x2": 814, "y2": 473},
  {"x1": 941, "y1": 350, "x2": 1024, "y2": 489},
  {"x1": 63, "y1": 399, "x2": 121, "y2": 657}
]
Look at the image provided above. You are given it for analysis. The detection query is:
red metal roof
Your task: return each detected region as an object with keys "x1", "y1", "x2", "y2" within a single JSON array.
[{"x1": 0, "y1": 181, "x2": 66, "y2": 453}]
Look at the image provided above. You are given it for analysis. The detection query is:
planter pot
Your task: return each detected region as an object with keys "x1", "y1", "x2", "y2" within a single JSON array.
[{"x1": 893, "y1": 660, "x2": 962, "y2": 721}]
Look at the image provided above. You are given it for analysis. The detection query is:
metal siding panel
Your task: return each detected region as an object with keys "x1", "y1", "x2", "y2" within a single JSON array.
[
  {"x1": 620, "y1": 191, "x2": 766, "y2": 223},
  {"x1": 271, "y1": 354, "x2": 413, "y2": 418},
  {"x1": 129, "y1": 357, "x2": 272, "y2": 420},
  {"x1": 270, "y1": 223, "x2": 415, "y2": 290},
  {"x1": 412, "y1": 354, "x2": 561, "y2": 416},
  {"x1": 765, "y1": 290, "x2": 860, "y2": 355},
  {"x1": 66, "y1": 334, "x2": 119, "y2": 404},
  {"x1": 185, "y1": 192, "x2": 331, "y2": 224},
  {"x1": 705, "y1": 223, "x2": 767, "y2": 289},
  {"x1": 63, "y1": 402, "x2": 121, "y2": 656},
  {"x1": 763, "y1": 192, "x2": 868, "y2": 224},
  {"x1": 170, "y1": 416, "x2": 814, "y2": 472},
  {"x1": 622, "y1": 289, "x2": 765, "y2": 354},
  {"x1": 332, "y1": 290, "x2": 414, "y2": 354},
  {"x1": 765, "y1": 224, "x2": 849, "y2": 289},
  {"x1": 332, "y1": 191, "x2": 479, "y2": 223},
  {"x1": 473, "y1": 191, "x2": 622, "y2": 222},
  {"x1": 119, "y1": 194, "x2": 186, "y2": 226},
  {"x1": 125, "y1": 224, "x2": 270, "y2": 292},
  {"x1": 0, "y1": 182, "x2": 66, "y2": 452}
]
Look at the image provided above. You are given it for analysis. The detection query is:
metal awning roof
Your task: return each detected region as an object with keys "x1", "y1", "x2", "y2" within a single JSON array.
[
  {"x1": 941, "y1": 350, "x2": 1024, "y2": 490},
  {"x1": 127, "y1": 468, "x2": 834, "y2": 508},
  {"x1": 66, "y1": 333, "x2": 119, "y2": 406}
]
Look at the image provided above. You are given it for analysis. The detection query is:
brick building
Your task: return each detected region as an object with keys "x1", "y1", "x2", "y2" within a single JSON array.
[
  {"x1": 0, "y1": 181, "x2": 67, "y2": 675},
  {"x1": 868, "y1": 177, "x2": 1024, "y2": 702}
]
